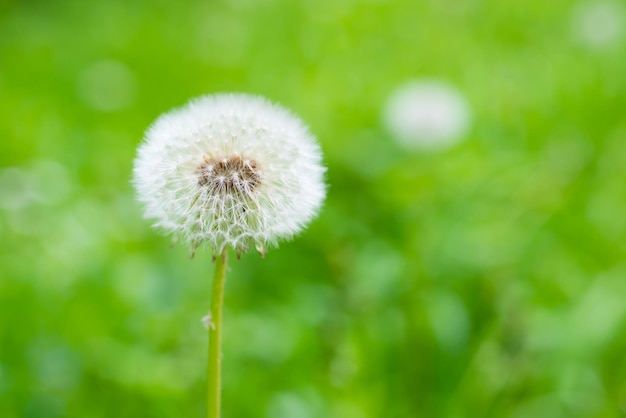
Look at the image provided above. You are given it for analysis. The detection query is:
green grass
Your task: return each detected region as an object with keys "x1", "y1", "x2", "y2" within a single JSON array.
[{"x1": 1, "y1": 0, "x2": 626, "y2": 417}]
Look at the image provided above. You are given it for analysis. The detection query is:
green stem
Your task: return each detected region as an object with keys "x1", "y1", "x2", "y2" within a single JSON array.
[{"x1": 207, "y1": 248, "x2": 228, "y2": 418}]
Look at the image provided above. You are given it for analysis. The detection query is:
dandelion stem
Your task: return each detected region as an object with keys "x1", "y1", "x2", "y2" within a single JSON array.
[{"x1": 207, "y1": 248, "x2": 228, "y2": 418}]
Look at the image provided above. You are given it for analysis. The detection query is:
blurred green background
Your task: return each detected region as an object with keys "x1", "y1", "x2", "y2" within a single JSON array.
[{"x1": 2, "y1": 0, "x2": 626, "y2": 417}]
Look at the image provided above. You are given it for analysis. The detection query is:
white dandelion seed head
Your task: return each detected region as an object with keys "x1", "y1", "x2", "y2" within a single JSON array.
[
  {"x1": 571, "y1": 0, "x2": 625, "y2": 50},
  {"x1": 383, "y1": 79, "x2": 471, "y2": 151},
  {"x1": 132, "y1": 93, "x2": 326, "y2": 256}
]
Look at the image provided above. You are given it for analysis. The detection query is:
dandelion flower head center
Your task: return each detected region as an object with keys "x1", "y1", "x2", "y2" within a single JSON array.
[{"x1": 198, "y1": 156, "x2": 261, "y2": 195}]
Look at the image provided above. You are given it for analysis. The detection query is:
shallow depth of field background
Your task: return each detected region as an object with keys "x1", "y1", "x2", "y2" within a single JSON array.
[{"x1": 2, "y1": 0, "x2": 626, "y2": 417}]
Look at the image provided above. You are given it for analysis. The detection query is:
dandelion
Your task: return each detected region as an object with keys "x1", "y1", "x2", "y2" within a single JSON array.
[
  {"x1": 133, "y1": 93, "x2": 326, "y2": 257},
  {"x1": 571, "y1": 0, "x2": 625, "y2": 50},
  {"x1": 383, "y1": 79, "x2": 471, "y2": 151},
  {"x1": 132, "y1": 93, "x2": 326, "y2": 418}
]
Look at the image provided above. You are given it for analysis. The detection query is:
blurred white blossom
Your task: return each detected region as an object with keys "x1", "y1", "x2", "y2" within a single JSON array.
[
  {"x1": 133, "y1": 94, "x2": 326, "y2": 256},
  {"x1": 571, "y1": 1, "x2": 625, "y2": 49},
  {"x1": 383, "y1": 79, "x2": 471, "y2": 150}
]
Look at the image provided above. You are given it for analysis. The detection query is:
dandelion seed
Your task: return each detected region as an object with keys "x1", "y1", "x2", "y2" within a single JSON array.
[
  {"x1": 202, "y1": 313, "x2": 213, "y2": 330},
  {"x1": 132, "y1": 93, "x2": 326, "y2": 257}
]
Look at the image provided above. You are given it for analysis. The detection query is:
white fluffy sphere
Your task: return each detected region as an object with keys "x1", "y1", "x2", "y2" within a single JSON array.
[
  {"x1": 383, "y1": 80, "x2": 471, "y2": 150},
  {"x1": 133, "y1": 94, "x2": 326, "y2": 256},
  {"x1": 571, "y1": 0, "x2": 625, "y2": 49}
]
